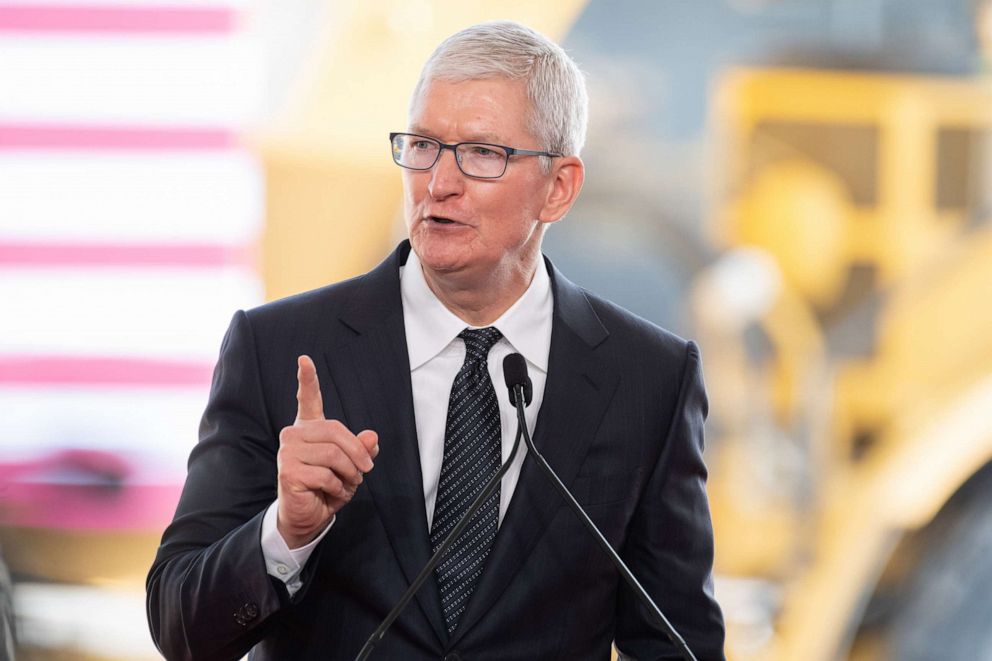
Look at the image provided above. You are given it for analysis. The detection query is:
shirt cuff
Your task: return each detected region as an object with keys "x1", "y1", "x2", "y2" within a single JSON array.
[{"x1": 260, "y1": 500, "x2": 334, "y2": 596}]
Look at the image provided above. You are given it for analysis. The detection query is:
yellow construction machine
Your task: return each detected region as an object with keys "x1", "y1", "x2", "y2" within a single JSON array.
[{"x1": 698, "y1": 68, "x2": 992, "y2": 660}]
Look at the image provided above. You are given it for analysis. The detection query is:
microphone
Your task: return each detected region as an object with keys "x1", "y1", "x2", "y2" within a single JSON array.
[
  {"x1": 354, "y1": 357, "x2": 529, "y2": 661},
  {"x1": 502, "y1": 353, "x2": 698, "y2": 661},
  {"x1": 502, "y1": 353, "x2": 532, "y2": 406}
]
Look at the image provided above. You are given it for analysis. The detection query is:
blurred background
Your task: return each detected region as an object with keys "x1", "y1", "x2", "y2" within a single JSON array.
[{"x1": 2, "y1": 0, "x2": 991, "y2": 659}]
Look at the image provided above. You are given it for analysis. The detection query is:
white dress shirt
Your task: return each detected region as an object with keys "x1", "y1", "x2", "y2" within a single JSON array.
[{"x1": 260, "y1": 250, "x2": 553, "y2": 595}]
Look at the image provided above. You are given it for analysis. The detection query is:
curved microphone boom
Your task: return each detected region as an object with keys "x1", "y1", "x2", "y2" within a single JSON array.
[{"x1": 500, "y1": 353, "x2": 698, "y2": 661}]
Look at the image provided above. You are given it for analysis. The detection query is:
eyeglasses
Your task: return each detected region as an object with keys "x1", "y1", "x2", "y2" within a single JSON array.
[{"x1": 389, "y1": 132, "x2": 561, "y2": 179}]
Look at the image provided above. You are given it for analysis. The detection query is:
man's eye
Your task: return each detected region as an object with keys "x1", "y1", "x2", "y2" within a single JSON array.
[
  {"x1": 412, "y1": 140, "x2": 434, "y2": 150},
  {"x1": 469, "y1": 145, "x2": 500, "y2": 158}
]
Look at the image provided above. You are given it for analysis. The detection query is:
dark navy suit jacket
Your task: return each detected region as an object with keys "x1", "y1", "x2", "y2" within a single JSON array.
[{"x1": 146, "y1": 241, "x2": 725, "y2": 660}]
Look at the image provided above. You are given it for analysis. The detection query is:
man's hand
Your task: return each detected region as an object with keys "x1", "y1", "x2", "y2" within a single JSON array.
[{"x1": 276, "y1": 355, "x2": 379, "y2": 549}]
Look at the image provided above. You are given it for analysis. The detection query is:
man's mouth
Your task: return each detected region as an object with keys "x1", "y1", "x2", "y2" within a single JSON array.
[{"x1": 429, "y1": 216, "x2": 457, "y2": 225}]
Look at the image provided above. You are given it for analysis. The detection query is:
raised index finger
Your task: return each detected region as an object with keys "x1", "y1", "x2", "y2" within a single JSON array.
[{"x1": 295, "y1": 355, "x2": 325, "y2": 422}]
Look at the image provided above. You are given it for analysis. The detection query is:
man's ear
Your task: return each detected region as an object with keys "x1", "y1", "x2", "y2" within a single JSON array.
[{"x1": 538, "y1": 156, "x2": 585, "y2": 224}]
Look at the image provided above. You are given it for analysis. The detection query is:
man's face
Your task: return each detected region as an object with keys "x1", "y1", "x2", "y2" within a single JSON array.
[{"x1": 403, "y1": 77, "x2": 555, "y2": 284}]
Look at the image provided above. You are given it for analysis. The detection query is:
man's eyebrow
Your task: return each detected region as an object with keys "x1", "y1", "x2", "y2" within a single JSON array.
[
  {"x1": 467, "y1": 133, "x2": 506, "y2": 144},
  {"x1": 407, "y1": 125, "x2": 506, "y2": 144}
]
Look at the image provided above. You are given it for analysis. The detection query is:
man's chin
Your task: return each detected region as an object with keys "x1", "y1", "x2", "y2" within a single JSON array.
[
  {"x1": 410, "y1": 236, "x2": 472, "y2": 273},
  {"x1": 418, "y1": 254, "x2": 468, "y2": 276}
]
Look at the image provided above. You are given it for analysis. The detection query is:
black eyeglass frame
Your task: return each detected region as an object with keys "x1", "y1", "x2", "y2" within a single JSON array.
[{"x1": 389, "y1": 132, "x2": 562, "y2": 179}]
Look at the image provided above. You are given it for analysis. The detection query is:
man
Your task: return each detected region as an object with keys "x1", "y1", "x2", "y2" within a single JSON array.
[{"x1": 147, "y1": 21, "x2": 724, "y2": 661}]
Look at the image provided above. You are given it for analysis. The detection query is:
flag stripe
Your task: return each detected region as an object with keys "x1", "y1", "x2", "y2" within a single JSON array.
[
  {"x1": 0, "y1": 124, "x2": 235, "y2": 150},
  {"x1": 0, "y1": 241, "x2": 254, "y2": 269},
  {"x1": 0, "y1": 356, "x2": 213, "y2": 387},
  {"x1": 0, "y1": 5, "x2": 234, "y2": 34}
]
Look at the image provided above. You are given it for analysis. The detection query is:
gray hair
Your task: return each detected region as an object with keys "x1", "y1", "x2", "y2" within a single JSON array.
[{"x1": 409, "y1": 20, "x2": 588, "y2": 165}]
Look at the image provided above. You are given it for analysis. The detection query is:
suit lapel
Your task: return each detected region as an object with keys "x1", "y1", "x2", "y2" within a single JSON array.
[
  {"x1": 322, "y1": 242, "x2": 448, "y2": 645},
  {"x1": 448, "y1": 260, "x2": 620, "y2": 646}
]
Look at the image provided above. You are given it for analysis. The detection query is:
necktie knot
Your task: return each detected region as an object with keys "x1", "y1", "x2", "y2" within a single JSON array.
[{"x1": 458, "y1": 327, "x2": 503, "y2": 364}]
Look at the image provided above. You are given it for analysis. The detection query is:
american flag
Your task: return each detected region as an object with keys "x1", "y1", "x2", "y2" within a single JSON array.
[{"x1": 0, "y1": 2, "x2": 264, "y2": 657}]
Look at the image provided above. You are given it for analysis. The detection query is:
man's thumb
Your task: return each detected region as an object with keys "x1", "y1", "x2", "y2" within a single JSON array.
[{"x1": 357, "y1": 429, "x2": 379, "y2": 457}]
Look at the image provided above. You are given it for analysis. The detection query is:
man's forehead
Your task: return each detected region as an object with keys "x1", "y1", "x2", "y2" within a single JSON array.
[
  {"x1": 415, "y1": 74, "x2": 526, "y2": 100},
  {"x1": 408, "y1": 77, "x2": 531, "y2": 144}
]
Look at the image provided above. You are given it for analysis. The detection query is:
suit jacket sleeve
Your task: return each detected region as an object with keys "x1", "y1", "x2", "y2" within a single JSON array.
[
  {"x1": 146, "y1": 310, "x2": 310, "y2": 661},
  {"x1": 614, "y1": 341, "x2": 726, "y2": 661}
]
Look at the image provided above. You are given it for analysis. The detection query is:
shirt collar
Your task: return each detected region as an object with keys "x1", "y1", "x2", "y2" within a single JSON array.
[{"x1": 401, "y1": 250, "x2": 553, "y2": 373}]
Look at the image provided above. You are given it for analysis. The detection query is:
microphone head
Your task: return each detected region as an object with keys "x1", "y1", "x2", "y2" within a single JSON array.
[{"x1": 502, "y1": 353, "x2": 533, "y2": 407}]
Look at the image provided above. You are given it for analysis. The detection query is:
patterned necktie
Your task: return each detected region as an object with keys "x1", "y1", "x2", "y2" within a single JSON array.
[{"x1": 430, "y1": 326, "x2": 503, "y2": 635}]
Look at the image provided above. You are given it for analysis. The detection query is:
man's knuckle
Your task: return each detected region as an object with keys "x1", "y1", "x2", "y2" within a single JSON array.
[{"x1": 278, "y1": 443, "x2": 300, "y2": 465}]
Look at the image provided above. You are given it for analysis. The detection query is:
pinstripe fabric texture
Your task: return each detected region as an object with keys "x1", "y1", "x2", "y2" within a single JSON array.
[{"x1": 430, "y1": 327, "x2": 503, "y2": 635}]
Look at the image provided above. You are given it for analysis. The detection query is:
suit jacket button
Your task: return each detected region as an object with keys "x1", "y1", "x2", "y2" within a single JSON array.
[
  {"x1": 234, "y1": 602, "x2": 259, "y2": 627},
  {"x1": 443, "y1": 653, "x2": 462, "y2": 661}
]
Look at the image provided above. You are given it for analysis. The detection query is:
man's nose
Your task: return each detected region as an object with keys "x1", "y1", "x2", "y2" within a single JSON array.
[{"x1": 427, "y1": 146, "x2": 464, "y2": 199}]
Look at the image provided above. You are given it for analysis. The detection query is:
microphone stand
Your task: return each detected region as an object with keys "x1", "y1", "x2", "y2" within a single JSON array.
[
  {"x1": 354, "y1": 426, "x2": 523, "y2": 661},
  {"x1": 508, "y1": 382, "x2": 698, "y2": 661}
]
